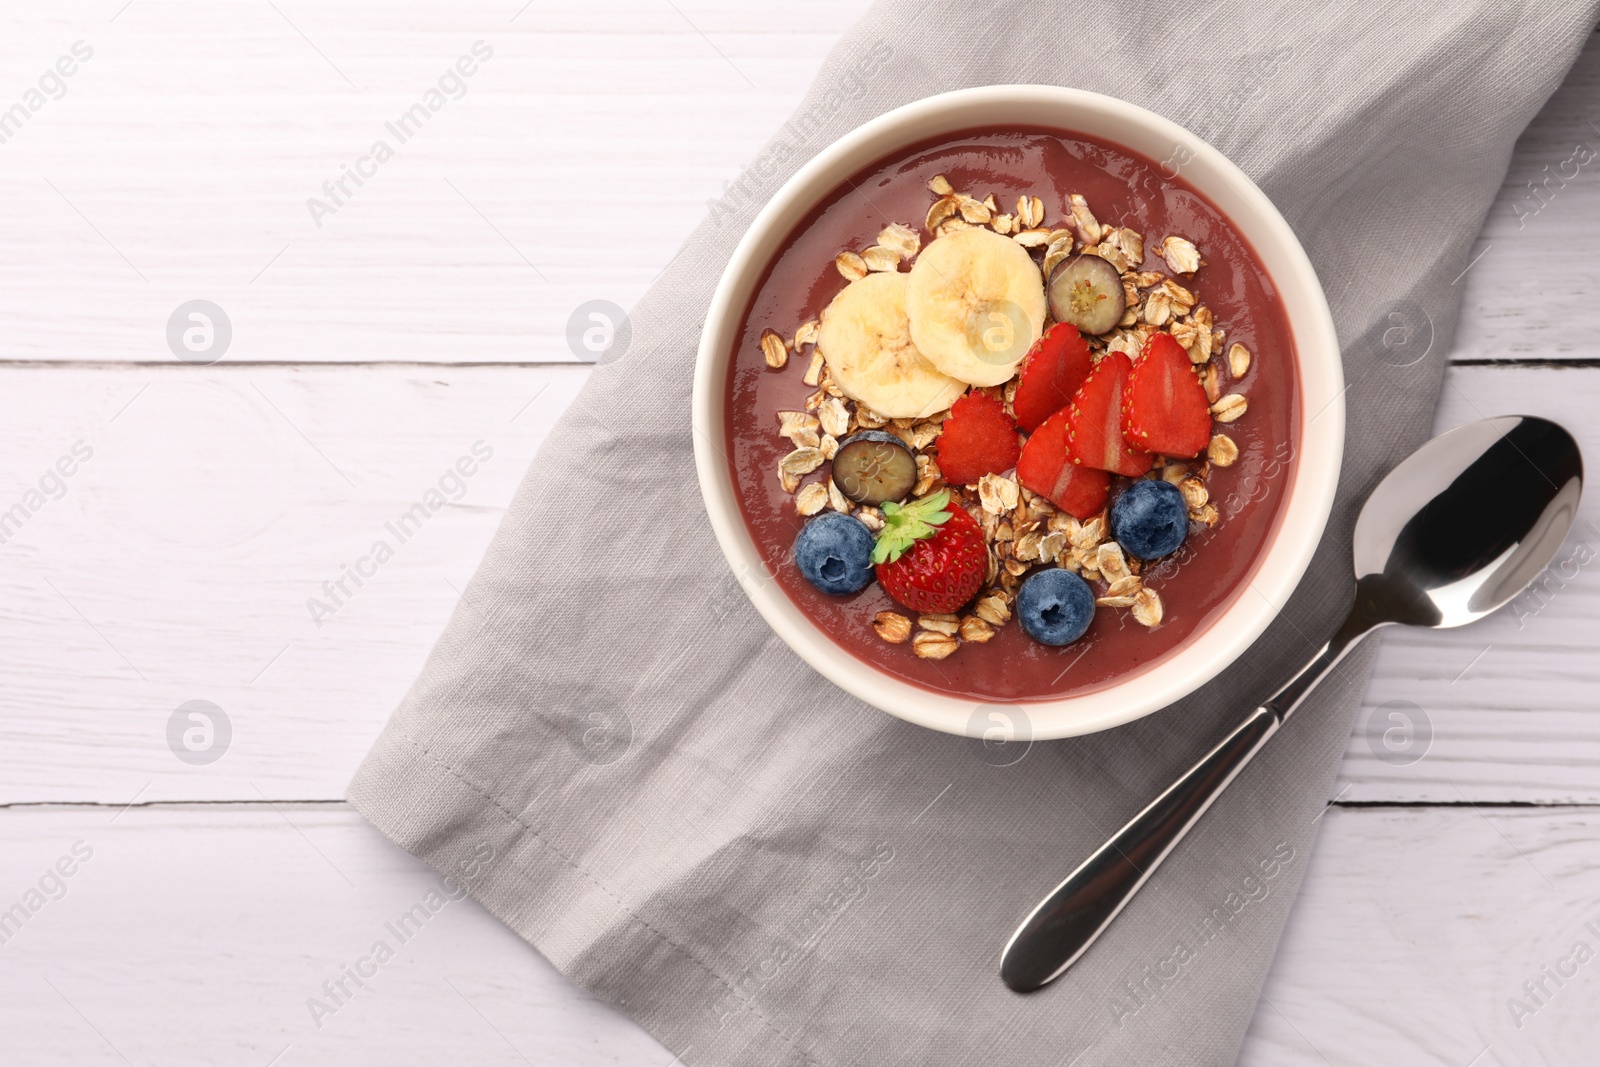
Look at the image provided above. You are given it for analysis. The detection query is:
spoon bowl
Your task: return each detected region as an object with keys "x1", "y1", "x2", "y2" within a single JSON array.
[{"x1": 1352, "y1": 415, "x2": 1583, "y2": 629}]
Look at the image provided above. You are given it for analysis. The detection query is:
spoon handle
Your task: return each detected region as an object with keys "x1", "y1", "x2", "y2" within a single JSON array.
[{"x1": 999, "y1": 620, "x2": 1370, "y2": 993}]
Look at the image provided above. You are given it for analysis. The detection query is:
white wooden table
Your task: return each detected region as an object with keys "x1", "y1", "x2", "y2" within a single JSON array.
[{"x1": 1, "y1": 4, "x2": 1596, "y2": 1064}]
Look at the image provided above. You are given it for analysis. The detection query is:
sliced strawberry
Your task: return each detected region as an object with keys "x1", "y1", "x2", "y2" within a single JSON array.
[
  {"x1": 935, "y1": 390, "x2": 1021, "y2": 487},
  {"x1": 1065, "y1": 352, "x2": 1151, "y2": 477},
  {"x1": 1122, "y1": 331, "x2": 1212, "y2": 458},
  {"x1": 1012, "y1": 323, "x2": 1095, "y2": 432},
  {"x1": 1016, "y1": 407, "x2": 1110, "y2": 519}
]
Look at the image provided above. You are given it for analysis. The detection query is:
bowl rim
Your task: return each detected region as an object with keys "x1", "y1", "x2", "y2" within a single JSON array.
[{"x1": 691, "y1": 84, "x2": 1343, "y2": 740}]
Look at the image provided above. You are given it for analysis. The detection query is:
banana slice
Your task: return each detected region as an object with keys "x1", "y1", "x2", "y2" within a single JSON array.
[
  {"x1": 905, "y1": 227, "x2": 1047, "y2": 386},
  {"x1": 816, "y1": 272, "x2": 966, "y2": 420}
]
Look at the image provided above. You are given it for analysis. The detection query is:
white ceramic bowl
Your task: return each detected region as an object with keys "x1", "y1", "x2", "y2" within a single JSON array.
[{"x1": 691, "y1": 85, "x2": 1343, "y2": 740}]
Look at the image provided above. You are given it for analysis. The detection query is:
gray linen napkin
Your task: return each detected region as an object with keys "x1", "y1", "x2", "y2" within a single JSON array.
[{"x1": 349, "y1": 3, "x2": 1597, "y2": 1063}]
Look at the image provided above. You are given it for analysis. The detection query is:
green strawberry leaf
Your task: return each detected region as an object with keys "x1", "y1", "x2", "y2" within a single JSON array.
[{"x1": 871, "y1": 489, "x2": 953, "y2": 565}]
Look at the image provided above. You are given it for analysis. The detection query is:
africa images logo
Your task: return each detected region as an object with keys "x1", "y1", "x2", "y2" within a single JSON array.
[
  {"x1": 0, "y1": 41, "x2": 94, "y2": 148},
  {"x1": 305, "y1": 842, "x2": 496, "y2": 1029},
  {"x1": 306, "y1": 41, "x2": 494, "y2": 229},
  {"x1": 307, "y1": 441, "x2": 493, "y2": 627}
]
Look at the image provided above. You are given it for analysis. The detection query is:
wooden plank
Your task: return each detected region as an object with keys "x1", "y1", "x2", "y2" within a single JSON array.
[
  {"x1": 0, "y1": 363, "x2": 589, "y2": 804},
  {"x1": 0, "y1": 0, "x2": 874, "y2": 363},
  {"x1": 0, "y1": 803, "x2": 1590, "y2": 1066},
  {"x1": 0, "y1": 361, "x2": 1596, "y2": 804},
  {"x1": 1243, "y1": 805, "x2": 1600, "y2": 1067},
  {"x1": 0, "y1": 4, "x2": 1591, "y2": 365},
  {"x1": 1453, "y1": 32, "x2": 1600, "y2": 361},
  {"x1": 0, "y1": 804, "x2": 671, "y2": 1066}
]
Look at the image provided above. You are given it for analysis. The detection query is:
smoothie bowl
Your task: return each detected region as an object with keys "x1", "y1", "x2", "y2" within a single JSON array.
[{"x1": 692, "y1": 86, "x2": 1342, "y2": 739}]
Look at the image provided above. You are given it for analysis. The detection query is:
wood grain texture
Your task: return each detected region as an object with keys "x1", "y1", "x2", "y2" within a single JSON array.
[
  {"x1": 0, "y1": 363, "x2": 589, "y2": 804},
  {"x1": 1454, "y1": 31, "x2": 1600, "y2": 362},
  {"x1": 0, "y1": 804, "x2": 672, "y2": 1067},
  {"x1": 1243, "y1": 806, "x2": 1600, "y2": 1067},
  {"x1": 0, "y1": 0, "x2": 875, "y2": 363},
  {"x1": 0, "y1": 803, "x2": 1592, "y2": 1067},
  {"x1": 0, "y1": 5, "x2": 1593, "y2": 364}
]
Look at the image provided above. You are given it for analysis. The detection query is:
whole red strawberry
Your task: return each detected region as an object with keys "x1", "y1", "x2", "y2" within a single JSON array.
[
  {"x1": 872, "y1": 489, "x2": 988, "y2": 614},
  {"x1": 935, "y1": 390, "x2": 1021, "y2": 487}
]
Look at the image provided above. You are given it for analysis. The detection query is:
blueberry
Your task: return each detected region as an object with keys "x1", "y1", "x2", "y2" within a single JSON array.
[
  {"x1": 793, "y1": 511, "x2": 876, "y2": 595},
  {"x1": 1016, "y1": 569, "x2": 1095, "y2": 646},
  {"x1": 1110, "y1": 478, "x2": 1189, "y2": 559}
]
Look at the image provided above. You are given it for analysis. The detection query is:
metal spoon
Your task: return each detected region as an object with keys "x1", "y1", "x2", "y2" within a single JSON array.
[{"x1": 1000, "y1": 415, "x2": 1583, "y2": 993}]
